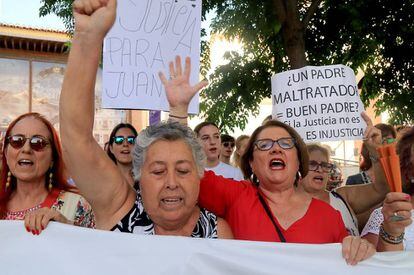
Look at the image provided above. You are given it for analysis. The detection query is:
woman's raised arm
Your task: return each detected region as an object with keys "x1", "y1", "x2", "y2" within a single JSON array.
[
  {"x1": 59, "y1": 0, "x2": 135, "y2": 229},
  {"x1": 337, "y1": 112, "x2": 389, "y2": 214}
]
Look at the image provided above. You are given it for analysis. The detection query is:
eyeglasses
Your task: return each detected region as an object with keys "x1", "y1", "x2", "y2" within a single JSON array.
[
  {"x1": 6, "y1": 134, "x2": 50, "y2": 151},
  {"x1": 113, "y1": 136, "x2": 136, "y2": 145},
  {"x1": 254, "y1": 138, "x2": 296, "y2": 151},
  {"x1": 308, "y1": 160, "x2": 333, "y2": 172},
  {"x1": 222, "y1": 142, "x2": 235, "y2": 148}
]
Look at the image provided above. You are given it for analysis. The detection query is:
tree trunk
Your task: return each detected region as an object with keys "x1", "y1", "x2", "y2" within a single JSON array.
[{"x1": 282, "y1": 22, "x2": 307, "y2": 69}]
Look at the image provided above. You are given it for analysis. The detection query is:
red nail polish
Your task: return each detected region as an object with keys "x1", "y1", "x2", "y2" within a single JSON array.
[
  {"x1": 41, "y1": 225, "x2": 44, "y2": 230},
  {"x1": 25, "y1": 226, "x2": 29, "y2": 232},
  {"x1": 31, "y1": 230, "x2": 35, "y2": 235}
]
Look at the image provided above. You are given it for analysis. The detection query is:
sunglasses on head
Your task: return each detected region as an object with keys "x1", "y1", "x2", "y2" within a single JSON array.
[
  {"x1": 308, "y1": 160, "x2": 333, "y2": 173},
  {"x1": 113, "y1": 136, "x2": 136, "y2": 145},
  {"x1": 222, "y1": 141, "x2": 235, "y2": 148},
  {"x1": 6, "y1": 134, "x2": 50, "y2": 151}
]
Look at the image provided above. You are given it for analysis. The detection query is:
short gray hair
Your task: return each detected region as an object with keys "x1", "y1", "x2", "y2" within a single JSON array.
[{"x1": 132, "y1": 121, "x2": 206, "y2": 181}]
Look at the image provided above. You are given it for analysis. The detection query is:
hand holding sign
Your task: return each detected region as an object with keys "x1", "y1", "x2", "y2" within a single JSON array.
[
  {"x1": 73, "y1": 0, "x2": 116, "y2": 40},
  {"x1": 361, "y1": 111, "x2": 382, "y2": 155},
  {"x1": 159, "y1": 56, "x2": 208, "y2": 117}
]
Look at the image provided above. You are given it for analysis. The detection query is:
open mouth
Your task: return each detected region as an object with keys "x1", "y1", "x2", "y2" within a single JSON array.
[
  {"x1": 313, "y1": 176, "x2": 324, "y2": 183},
  {"x1": 161, "y1": 198, "x2": 182, "y2": 202},
  {"x1": 269, "y1": 158, "x2": 285, "y2": 170},
  {"x1": 161, "y1": 197, "x2": 184, "y2": 208},
  {"x1": 120, "y1": 150, "x2": 130, "y2": 154},
  {"x1": 18, "y1": 159, "x2": 34, "y2": 166}
]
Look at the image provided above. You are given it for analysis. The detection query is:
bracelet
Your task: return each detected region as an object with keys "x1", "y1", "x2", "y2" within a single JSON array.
[
  {"x1": 169, "y1": 114, "x2": 188, "y2": 119},
  {"x1": 379, "y1": 224, "x2": 404, "y2": 244}
]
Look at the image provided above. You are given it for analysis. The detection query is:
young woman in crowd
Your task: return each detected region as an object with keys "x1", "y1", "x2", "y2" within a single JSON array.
[
  {"x1": 106, "y1": 123, "x2": 138, "y2": 188},
  {"x1": 57, "y1": 0, "x2": 232, "y2": 239},
  {"x1": 299, "y1": 141, "x2": 388, "y2": 236},
  {"x1": 233, "y1": 135, "x2": 250, "y2": 169},
  {"x1": 0, "y1": 113, "x2": 95, "y2": 233},
  {"x1": 362, "y1": 127, "x2": 414, "y2": 251},
  {"x1": 220, "y1": 134, "x2": 236, "y2": 165}
]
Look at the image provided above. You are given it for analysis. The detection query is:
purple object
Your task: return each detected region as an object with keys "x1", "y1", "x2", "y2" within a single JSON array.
[{"x1": 149, "y1": 110, "x2": 161, "y2": 125}]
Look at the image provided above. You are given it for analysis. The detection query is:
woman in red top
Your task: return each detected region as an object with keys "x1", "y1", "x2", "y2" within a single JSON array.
[
  {"x1": 198, "y1": 121, "x2": 349, "y2": 244},
  {"x1": 162, "y1": 57, "x2": 376, "y2": 265}
]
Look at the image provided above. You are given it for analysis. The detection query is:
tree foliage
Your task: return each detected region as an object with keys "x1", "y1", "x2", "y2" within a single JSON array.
[
  {"x1": 200, "y1": 0, "x2": 414, "y2": 131},
  {"x1": 40, "y1": 0, "x2": 414, "y2": 131},
  {"x1": 40, "y1": 0, "x2": 74, "y2": 33}
]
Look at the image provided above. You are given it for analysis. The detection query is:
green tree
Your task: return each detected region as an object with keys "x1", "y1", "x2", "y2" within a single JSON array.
[
  {"x1": 41, "y1": 0, "x2": 414, "y2": 131},
  {"x1": 200, "y1": 0, "x2": 414, "y2": 131},
  {"x1": 40, "y1": 0, "x2": 74, "y2": 32}
]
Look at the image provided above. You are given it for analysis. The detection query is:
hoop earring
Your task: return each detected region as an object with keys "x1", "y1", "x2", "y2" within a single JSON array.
[
  {"x1": 48, "y1": 171, "x2": 53, "y2": 191},
  {"x1": 296, "y1": 171, "x2": 302, "y2": 181},
  {"x1": 6, "y1": 171, "x2": 11, "y2": 190},
  {"x1": 250, "y1": 172, "x2": 259, "y2": 186}
]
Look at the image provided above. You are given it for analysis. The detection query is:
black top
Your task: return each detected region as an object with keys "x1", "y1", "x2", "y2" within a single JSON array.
[{"x1": 111, "y1": 191, "x2": 218, "y2": 238}]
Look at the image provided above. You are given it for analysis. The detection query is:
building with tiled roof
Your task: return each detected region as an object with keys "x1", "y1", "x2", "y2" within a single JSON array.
[{"x1": 0, "y1": 23, "x2": 139, "y2": 146}]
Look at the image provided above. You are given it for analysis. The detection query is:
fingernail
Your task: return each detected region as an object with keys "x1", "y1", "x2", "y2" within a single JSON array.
[
  {"x1": 405, "y1": 195, "x2": 411, "y2": 200},
  {"x1": 41, "y1": 225, "x2": 44, "y2": 230},
  {"x1": 25, "y1": 226, "x2": 29, "y2": 232},
  {"x1": 31, "y1": 230, "x2": 35, "y2": 235}
]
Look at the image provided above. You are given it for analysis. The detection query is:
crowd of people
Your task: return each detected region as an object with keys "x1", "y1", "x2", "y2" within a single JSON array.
[{"x1": 0, "y1": 0, "x2": 413, "y2": 269}]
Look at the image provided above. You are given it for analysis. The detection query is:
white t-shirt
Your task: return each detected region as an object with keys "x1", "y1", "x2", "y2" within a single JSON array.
[
  {"x1": 361, "y1": 207, "x2": 414, "y2": 251},
  {"x1": 205, "y1": 161, "x2": 244, "y2": 181}
]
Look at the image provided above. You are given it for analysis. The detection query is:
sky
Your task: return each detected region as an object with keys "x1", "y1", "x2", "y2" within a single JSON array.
[{"x1": 0, "y1": 0, "x2": 65, "y2": 30}]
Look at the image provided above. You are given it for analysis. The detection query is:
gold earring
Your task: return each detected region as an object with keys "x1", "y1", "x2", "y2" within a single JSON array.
[
  {"x1": 6, "y1": 171, "x2": 11, "y2": 189},
  {"x1": 48, "y1": 172, "x2": 53, "y2": 191}
]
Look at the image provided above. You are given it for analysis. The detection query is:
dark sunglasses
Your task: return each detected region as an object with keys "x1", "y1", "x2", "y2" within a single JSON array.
[
  {"x1": 6, "y1": 134, "x2": 50, "y2": 151},
  {"x1": 113, "y1": 136, "x2": 136, "y2": 145},
  {"x1": 308, "y1": 160, "x2": 333, "y2": 173},
  {"x1": 222, "y1": 142, "x2": 235, "y2": 148},
  {"x1": 254, "y1": 138, "x2": 296, "y2": 151}
]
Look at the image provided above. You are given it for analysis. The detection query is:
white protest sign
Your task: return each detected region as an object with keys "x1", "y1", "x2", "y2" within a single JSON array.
[
  {"x1": 271, "y1": 65, "x2": 366, "y2": 142},
  {"x1": 102, "y1": 0, "x2": 202, "y2": 113}
]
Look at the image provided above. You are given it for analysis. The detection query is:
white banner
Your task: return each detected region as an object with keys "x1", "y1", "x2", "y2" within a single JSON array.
[
  {"x1": 1, "y1": 221, "x2": 413, "y2": 275},
  {"x1": 102, "y1": 0, "x2": 202, "y2": 113},
  {"x1": 271, "y1": 65, "x2": 366, "y2": 142}
]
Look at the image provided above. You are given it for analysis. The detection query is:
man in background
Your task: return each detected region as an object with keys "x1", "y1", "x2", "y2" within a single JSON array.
[{"x1": 220, "y1": 134, "x2": 235, "y2": 166}]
